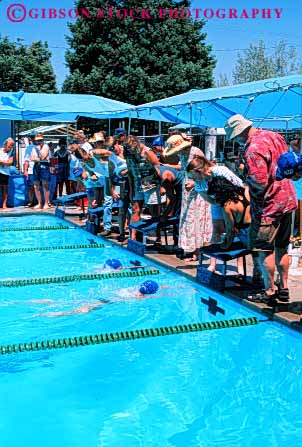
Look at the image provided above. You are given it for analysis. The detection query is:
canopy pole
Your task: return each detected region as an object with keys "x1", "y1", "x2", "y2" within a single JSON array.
[
  {"x1": 158, "y1": 121, "x2": 162, "y2": 136},
  {"x1": 189, "y1": 102, "x2": 192, "y2": 134},
  {"x1": 143, "y1": 124, "x2": 146, "y2": 143},
  {"x1": 108, "y1": 119, "x2": 111, "y2": 136},
  {"x1": 16, "y1": 121, "x2": 20, "y2": 170},
  {"x1": 128, "y1": 116, "x2": 131, "y2": 135}
]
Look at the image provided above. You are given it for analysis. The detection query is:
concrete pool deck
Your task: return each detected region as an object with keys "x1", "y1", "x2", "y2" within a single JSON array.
[{"x1": 2, "y1": 205, "x2": 302, "y2": 332}]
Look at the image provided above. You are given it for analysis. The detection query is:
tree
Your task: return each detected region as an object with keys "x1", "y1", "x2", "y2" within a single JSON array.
[
  {"x1": 273, "y1": 41, "x2": 302, "y2": 77},
  {"x1": 0, "y1": 36, "x2": 57, "y2": 92},
  {"x1": 216, "y1": 73, "x2": 230, "y2": 87},
  {"x1": 233, "y1": 40, "x2": 302, "y2": 84},
  {"x1": 63, "y1": 0, "x2": 215, "y2": 104}
]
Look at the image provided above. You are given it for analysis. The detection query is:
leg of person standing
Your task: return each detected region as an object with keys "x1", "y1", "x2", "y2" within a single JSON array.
[
  {"x1": 275, "y1": 213, "x2": 293, "y2": 301},
  {"x1": 102, "y1": 194, "x2": 113, "y2": 235},
  {"x1": 0, "y1": 174, "x2": 9, "y2": 208},
  {"x1": 248, "y1": 214, "x2": 292, "y2": 301}
]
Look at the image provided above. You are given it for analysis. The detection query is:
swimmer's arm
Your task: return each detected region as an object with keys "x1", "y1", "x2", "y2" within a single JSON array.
[{"x1": 35, "y1": 301, "x2": 106, "y2": 317}]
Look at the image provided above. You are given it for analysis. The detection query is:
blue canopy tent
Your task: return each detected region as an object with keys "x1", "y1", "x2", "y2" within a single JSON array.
[
  {"x1": 0, "y1": 91, "x2": 173, "y2": 124},
  {"x1": 0, "y1": 91, "x2": 135, "y2": 122},
  {"x1": 132, "y1": 75, "x2": 302, "y2": 130}
]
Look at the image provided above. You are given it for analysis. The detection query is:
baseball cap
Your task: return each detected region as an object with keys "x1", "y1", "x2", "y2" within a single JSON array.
[
  {"x1": 276, "y1": 152, "x2": 302, "y2": 180},
  {"x1": 152, "y1": 136, "x2": 164, "y2": 147},
  {"x1": 113, "y1": 128, "x2": 127, "y2": 138}
]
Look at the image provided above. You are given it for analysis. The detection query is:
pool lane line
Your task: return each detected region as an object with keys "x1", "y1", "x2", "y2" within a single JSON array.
[
  {"x1": 0, "y1": 243, "x2": 109, "y2": 254},
  {"x1": 0, "y1": 225, "x2": 75, "y2": 232},
  {"x1": 0, "y1": 317, "x2": 259, "y2": 356},
  {"x1": 0, "y1": 269, "x2": 160, "y2": 288}
]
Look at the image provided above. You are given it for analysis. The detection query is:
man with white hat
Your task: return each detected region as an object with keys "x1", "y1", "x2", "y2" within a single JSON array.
[{"x1": 224, "y1": 114, "x2": 297, "y2": 304}]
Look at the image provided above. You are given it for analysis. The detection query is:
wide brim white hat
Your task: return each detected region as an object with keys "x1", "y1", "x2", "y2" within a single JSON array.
[
  {"x1": 163, "y1": 134, "x2": 191, "y2": 157},
  {"x1": 224, "y1": 114, "x2": 253, "y2": 141}
]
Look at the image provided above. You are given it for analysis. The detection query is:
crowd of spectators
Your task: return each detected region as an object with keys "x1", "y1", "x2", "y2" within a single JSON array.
[{"x1": 1, "y1": 116, "x2": 301, "y2": 303}]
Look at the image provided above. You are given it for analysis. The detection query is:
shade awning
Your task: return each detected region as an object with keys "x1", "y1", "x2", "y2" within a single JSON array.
[{"x1": 131, "y1": 75, "x2": 302, "y2": 129}]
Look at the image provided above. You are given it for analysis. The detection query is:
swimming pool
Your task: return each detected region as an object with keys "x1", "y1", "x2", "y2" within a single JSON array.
[{"x1": 0, "y1": 214, "x2": 301, "y2": 446}]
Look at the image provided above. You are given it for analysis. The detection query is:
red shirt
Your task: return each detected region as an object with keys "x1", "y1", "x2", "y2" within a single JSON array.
[{"x1": 245, "y1": 129, "x2": 297, "y2": 222}]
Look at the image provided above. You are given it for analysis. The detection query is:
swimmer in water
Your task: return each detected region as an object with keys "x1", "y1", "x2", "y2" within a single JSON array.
[
  {"x1": 96, "y1": 258, "x2": 153, "y2": 272},
  {"x1": 37, "y1": 280, "x2": 169, "y2": 317}
]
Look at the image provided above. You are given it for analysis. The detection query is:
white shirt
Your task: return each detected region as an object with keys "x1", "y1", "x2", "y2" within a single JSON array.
[
  {"x1": 69, "y1": 154, "x2": 81, "y2": 181},
  {"x1": 0, "y1": 147, "x2": 13, "y2": 175},
  {"x1": 24, "y1": 144, "x2": 35, "y2": 175},
  {"x1": 194, "y1": 165, "x2": 244, "y2": 193}
]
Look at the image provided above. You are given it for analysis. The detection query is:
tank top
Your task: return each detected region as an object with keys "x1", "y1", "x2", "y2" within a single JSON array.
[{"x1": 234, "y1": 194, "x2": 250, "y2": 230}]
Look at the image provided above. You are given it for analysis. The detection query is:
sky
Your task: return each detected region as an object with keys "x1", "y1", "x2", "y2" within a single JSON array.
[{"x1": 0, "y1": 0, "x2": 301, "y2": 90}]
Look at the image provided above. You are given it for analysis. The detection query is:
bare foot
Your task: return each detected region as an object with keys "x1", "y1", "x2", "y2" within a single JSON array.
[
  {"x1": 34, "y1": 204, "x2": 42, "y2": 209},
  {"x1": 207, "y1": 266, "x2": 219, "y2": 274},
  {"x1": 184, "y1": 255, "x2": 198, "y2": 262},
  {"x1": 43, "y1": 205, "x2": 51, "y2": 210}
]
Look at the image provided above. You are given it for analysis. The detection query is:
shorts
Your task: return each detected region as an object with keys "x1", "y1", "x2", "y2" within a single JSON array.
[
  {"x1": 57, "y1": 163, "x2": 69, "y2": 183},
  {"x1": 27, "y1": 174, "x2": 35, "y2": 187},
  {"x1": 0, "y1": 173, "x2": 9, "y2": 186},
  {"x1": 33, "y1": 163, "x2": 50, "y2": 183},
  {"x1": 249, "y1": 212, "x2": 293, "y2": 251}
]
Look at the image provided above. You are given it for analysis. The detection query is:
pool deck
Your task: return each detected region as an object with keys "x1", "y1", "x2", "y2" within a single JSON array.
[{"x1": 2, "y1": 206, "x2": 302, "y2": 332}]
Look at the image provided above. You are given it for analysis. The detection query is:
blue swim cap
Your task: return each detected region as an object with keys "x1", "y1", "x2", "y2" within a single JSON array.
[
  {"x1": 152, "y1": 136, "x2": 164, "y2": 147},
  {"x1": 139, "y1": 280, "x2": 159, "y2": 295},
  {"x1": 104, "y1": 258, "x2": 122, "y2": 270}
]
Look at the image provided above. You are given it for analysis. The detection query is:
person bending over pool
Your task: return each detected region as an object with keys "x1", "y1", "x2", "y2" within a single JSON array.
[
  {"x1": 37, "y1": 280, "x2": 166, "y2": 317},
  {"x1": 206, "y1": 175, "x2": 262, "y2": 284}
]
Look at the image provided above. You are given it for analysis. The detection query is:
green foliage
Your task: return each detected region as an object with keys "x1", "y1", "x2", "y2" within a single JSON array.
[
  {"x1": 215, "y1": 73, "x2": 230, "y2": 87},
  {"x1": 233, "y1": 40, "x2": 302, "y2": 84},
  {"x1": 63, "y1": 0, "x2": 215, "y2": 103},
  {"x1": 0, "y1": 36, "x2": 57, "y2": 92}
]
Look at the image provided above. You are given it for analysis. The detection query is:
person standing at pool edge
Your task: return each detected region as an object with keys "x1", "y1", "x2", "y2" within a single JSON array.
[
  {"x1": 0, "y1": 138, "x2": 14, "y2": 209},
  {"x1": 224, "y1": 114, "x2": 297, "y2": 303}
]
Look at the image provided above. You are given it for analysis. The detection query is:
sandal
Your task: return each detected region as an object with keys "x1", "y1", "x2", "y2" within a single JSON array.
[
  {"x1": 278, "y1": 288, "x2": 290, "y2": 302},
  {"x1": 233, "y1": 273, "x2": 245, "y2": 281},
  {"x1": 246, "y1": 291, "x2": 278, "y2": 304}
]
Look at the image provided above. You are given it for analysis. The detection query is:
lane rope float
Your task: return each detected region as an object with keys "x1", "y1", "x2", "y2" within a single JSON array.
[
  {"x1": 0, "y1": 225, "x2": 74, "y2": 232},
  {"x1": 0, "y1": 317, "x2": 259, "y2": 356},
  {"x1": 0, "y1": 269, "x2": 160, "y2": 288},
  {"x1": 0, "y1": 243, "x2": 107, "y2": 254}
]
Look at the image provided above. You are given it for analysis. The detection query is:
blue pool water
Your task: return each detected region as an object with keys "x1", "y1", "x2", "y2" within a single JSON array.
[{"x1": 0, "y1": 214, "x2": 301, "y2": 446}]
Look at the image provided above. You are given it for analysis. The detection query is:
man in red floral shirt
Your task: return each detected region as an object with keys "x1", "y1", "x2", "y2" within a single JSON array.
[{"x1": 225, "y1": 114, "x2": 297, "y2": 303}]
